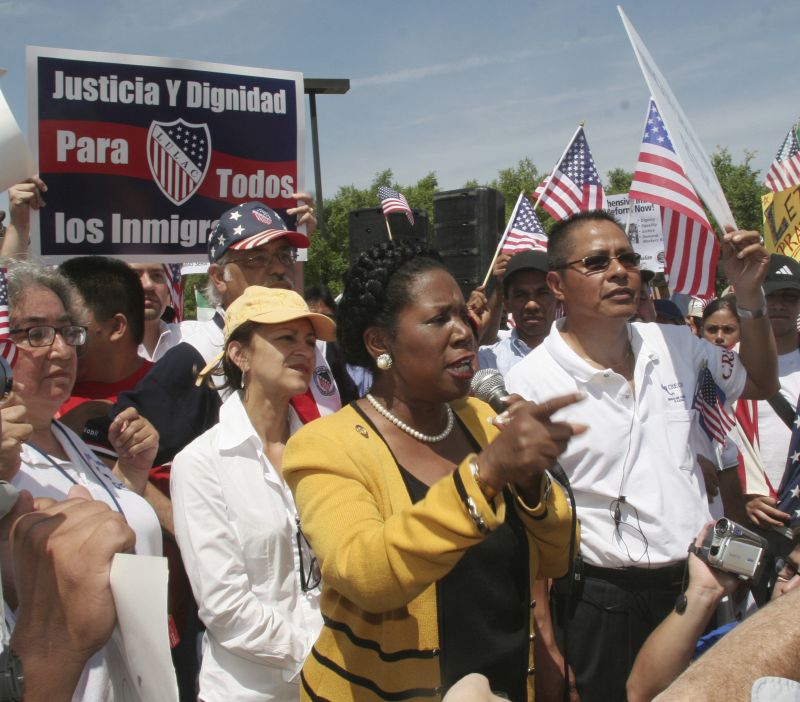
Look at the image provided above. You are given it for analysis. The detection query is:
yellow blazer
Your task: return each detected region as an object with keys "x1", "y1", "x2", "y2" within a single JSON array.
[{"x1": 283, "y1": 396, "x2": 574, "y2": 701}]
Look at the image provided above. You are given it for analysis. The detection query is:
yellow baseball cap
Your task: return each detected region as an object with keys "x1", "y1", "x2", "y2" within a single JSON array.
[
  {"x1": 195, "y1": 286, "x2": 336, "y2": 385},
  {"x1": 224, "y1": 286, "x2": 336, "y2": 342}
]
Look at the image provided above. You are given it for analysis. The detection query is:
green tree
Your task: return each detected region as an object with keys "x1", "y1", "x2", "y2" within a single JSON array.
[
  {"x1": 486, "y1": 157, "x2": 541, "y2": 210},
  {"x1": 605, "y1": 168, "x2": 633, "y2": 195},
  {"x1": 711, "y1": 148, "x2": 767, "y2": 232}
]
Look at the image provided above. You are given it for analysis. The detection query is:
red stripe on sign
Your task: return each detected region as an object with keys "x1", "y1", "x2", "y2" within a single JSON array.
[{"x1": 38, "y1": 119, "x2": 299, "y2": 207}]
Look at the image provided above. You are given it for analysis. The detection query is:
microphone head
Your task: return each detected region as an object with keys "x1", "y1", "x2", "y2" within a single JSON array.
[{"x1": 470, "y1": 368, "x2": 506, "y2": 405}]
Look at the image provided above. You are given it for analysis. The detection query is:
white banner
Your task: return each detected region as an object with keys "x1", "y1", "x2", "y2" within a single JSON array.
[
  {"x1": 0, "y1": 76, "x2": 35, "y2": 193},
  {"x1": 618, "y1": 6, "x2": 736, "y2": 230},
  {"x1": 606, "y1": 192, "x2": 665, "y2": 272}
]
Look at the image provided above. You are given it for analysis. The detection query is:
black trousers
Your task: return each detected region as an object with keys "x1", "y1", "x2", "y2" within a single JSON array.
[{"x1": 550, "y1": 563, "x2": 684, "y2": 702}]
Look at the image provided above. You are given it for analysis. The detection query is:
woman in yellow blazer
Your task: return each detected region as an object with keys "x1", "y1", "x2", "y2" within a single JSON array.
[{"x1": 283, "y1": 242, "x2": 581, "y2": 701}]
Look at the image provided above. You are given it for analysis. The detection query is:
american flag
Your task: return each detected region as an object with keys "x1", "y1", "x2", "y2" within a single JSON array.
[
  {"x1": 629, "y1": 99, "x2": 718, "y2": 298},
  {"x1": 777, "y1": 400, "x2": 800, "y2": 529},
  {"x1": 0, "y1": 268, "x2": 17, "y2": 367},
  {"x1": 764, "y1": 124, "x2": 800, "y2": 193},
  {"x1": 501, "y1": 194, "x2": 548, "y2": 254},
  {"x1": 533, "y1": 126, "x2": 606, "y2": 220},
  {"x1": 692, "y1": 364, "x2": 735, "y2": 444},
  {"x1": 164, "y1": 264, "x2": 183, "y2": 322},
  {"x1": 377, "y1": 186, "x2": 415, "y2": 225}
]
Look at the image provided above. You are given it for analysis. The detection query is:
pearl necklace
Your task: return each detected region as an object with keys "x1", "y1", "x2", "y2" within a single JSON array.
[{"x1": 366, "y1": 393, "x2": 455, "y2": 443}]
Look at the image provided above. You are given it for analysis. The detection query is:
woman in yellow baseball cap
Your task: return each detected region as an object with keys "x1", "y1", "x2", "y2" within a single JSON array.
[{"x1": 170, "y1": 285, "x2": 335, "y2": 702}]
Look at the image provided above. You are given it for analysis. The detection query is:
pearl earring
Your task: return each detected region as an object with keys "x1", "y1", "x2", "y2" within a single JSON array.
[{"x1": 376, "y1": 353, "x2": 393, "y2": 370}]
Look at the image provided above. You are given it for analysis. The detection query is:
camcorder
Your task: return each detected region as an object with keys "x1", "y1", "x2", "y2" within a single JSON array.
[{"x1": 695, "y1": 518, "x2": 768, "y2": 581}]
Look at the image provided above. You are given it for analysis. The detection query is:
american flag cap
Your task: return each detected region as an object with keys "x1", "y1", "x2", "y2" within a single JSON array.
[{"x1": 207, "y1": 201, "x2": 309, "y2": 263}]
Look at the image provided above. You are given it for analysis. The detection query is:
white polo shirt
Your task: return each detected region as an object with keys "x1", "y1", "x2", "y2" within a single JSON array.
[{"x1": 507, "y1": 320, "x2": 747, "y2": 568}]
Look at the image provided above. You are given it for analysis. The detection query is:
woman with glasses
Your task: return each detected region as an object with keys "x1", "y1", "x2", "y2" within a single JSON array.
[
  {"x1": 283, "y1": 241, "x2": 578, "y2": 701},
  {"x1": 4, "y1": 259, "x2": 162, "y2": 700},
  {"x1": 170, "y1": 285, "x2": 336, "y2": 702}
]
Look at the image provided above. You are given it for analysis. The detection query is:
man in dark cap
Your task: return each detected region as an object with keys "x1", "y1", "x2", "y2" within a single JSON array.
[{"x1": 478, "y1": 249, "x2": 555, "y2": 374}]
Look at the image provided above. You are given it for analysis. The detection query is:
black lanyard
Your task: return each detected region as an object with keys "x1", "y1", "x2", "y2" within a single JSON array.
[{"x1": 25, "y1": 421, "x2": 126, "y2": 517}]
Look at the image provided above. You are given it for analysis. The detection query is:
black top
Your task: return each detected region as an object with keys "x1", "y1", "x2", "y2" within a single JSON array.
[{"x1": 353, "y1": 404, "x2": 530, "y2": 701}]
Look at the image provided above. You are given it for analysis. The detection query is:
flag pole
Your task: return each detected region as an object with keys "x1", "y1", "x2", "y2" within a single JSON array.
[
  {"x1": 532, "y1": 122, "x2": 584, "y2": 211},
  {"x1": 383, "y1": 214, "x2": 394, "y2": 242},
  {"x1": 625, "y1": 100, "x2": 652, "y2": 238},
  {"x1": 481, "y1": 192, "x2": 524, "y2": 288}
]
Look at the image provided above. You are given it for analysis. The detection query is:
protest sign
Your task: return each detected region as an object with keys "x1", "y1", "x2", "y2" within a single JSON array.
[
  {"x1": 617, "y1": 6, "x2": 736, "y2": 230},
  {"x1": 0, "y1": 74, "x2": 35, "y2": 193},
  {"x1": 606, "y1": 193, "x2": 665, "y2": 272},
  {"x1": 27, "y1": 47, "x2": 305, "y2": 262},
  {"x1": 762, "y1": 187, "x2": 800, "y2": 260}
]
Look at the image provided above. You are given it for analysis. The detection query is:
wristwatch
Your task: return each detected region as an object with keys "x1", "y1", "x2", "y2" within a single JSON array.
[
  {"x1": 736, "y1": 294, "x2": 767, "y2": 320},
  {"x1": 0, "y1": 647, "x2": 24, "y2": 702}
]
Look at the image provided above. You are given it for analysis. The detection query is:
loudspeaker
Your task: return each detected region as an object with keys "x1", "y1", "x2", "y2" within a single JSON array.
[
  {"x1": 433, "y1": 188, "x2": 505, "y2": 298},
  {"x1": 348, "y1": 208, "x2": 429, "y2": 263}
]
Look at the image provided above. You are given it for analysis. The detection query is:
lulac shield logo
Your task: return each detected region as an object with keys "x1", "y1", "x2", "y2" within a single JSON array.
[{"x1": 147, "y1": 119, "x2": 211, "y2": 206}]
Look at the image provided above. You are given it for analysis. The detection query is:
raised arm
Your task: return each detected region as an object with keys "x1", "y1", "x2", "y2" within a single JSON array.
[{"x1": 722, "y1": 228, "x2": 779, "y2": 399}]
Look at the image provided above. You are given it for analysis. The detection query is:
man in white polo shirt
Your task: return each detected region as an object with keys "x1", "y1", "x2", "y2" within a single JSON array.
[{"x1": 506, "y1": 210, "x2": 778, "y2": 702}]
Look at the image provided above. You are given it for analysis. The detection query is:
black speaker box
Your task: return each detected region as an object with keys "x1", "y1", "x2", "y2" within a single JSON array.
[
  {"x1": 348, "y1": 208, "x2": 429, "y2": 263},
  {"x1": 433, "y1": 187, "x2": 505, "y2": 298}
]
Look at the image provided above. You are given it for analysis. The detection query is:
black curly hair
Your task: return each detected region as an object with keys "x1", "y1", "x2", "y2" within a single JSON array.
[{"x1": 337, "y1": 241, "x2": 447, "y2": 369}]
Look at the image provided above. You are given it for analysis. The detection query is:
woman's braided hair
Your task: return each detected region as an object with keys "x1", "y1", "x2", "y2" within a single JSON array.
[{"x1": 337, "y1": 240, "x2": 446, "y2": 369}]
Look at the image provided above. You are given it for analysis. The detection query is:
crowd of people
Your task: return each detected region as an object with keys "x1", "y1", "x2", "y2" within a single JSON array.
[{"x1": 0, "y1": 175, "x2": 798, "y2": 702}]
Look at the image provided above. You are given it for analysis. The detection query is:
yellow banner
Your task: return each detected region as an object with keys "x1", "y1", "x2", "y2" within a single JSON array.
[{"x1": 762, "y1": 186, "x2": 800, "y2": 260}]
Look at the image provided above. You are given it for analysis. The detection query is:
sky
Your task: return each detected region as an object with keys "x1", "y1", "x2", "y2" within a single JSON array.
[{"x1": 1, "y1": 0, "x2": 798, "y2": 210}]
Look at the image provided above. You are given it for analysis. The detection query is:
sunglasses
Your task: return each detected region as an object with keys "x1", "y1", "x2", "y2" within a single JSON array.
[
  {"x1": 295, "y1": 516, "x2": 321, "y2": 592},
  {"x1": 558, "y1": 251, "x2": 642, "y2": 274}
]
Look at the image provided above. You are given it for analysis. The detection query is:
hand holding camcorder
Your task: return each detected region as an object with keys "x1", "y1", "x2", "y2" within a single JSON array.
[{"x1": 694, "y1": 518, "x2": 768, "y2": 581}]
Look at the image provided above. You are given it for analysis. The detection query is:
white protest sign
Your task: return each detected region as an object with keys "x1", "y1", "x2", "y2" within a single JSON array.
[
  {"x1": 606, "y1": 193, "x2": 665, "y2": 272},
  {"x1": 0, "y1": 77, "x2": 35, "y2": 193},
  {"x1": 107, "y1": 554, "x2": 179, "y2": 702},
  {"x1": 618, "y1": 6, "x2": 736, "y2": 230}
]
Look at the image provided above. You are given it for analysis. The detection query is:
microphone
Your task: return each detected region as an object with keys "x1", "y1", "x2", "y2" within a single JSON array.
[
  {"x1": 470, "y1": 368, "x2": 508, "y2": 414},
  {"x1": 470, "y1": 367, "x2": 571, "y2": 488}
]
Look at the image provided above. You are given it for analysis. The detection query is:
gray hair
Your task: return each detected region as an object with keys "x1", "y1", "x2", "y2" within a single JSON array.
[{"x1": 3, "y1": 258, "x2": 87, "y2": 326}]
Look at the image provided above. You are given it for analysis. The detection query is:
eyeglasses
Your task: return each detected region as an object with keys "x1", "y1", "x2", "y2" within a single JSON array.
[
  {"x1": 9, "y1": 325, "x2": 87, "y2": 347},
  {"x1": 775, "y1": 556, "x2": 800, "y2": 581},
  {"x1": 295, "y1": 517, "x2": 321, "y2": 592},
  {"x1": 558, "y1": 251, "x2": 642, "y2": 274},
  {"x1": 227, "y1": 248, "x2": 298, "y2": 270}
]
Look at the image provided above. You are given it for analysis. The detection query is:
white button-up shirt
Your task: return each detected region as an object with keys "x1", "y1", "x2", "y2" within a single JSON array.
[
  {"x1": 137, "y1": 320, "x2": 182, "y2": 362},
  {"x1": 507, "y1": 320, "x2": 747, "y2": 568},
  {"x1": 171, "y1": 392, "x2": 322, "y2": 702}
]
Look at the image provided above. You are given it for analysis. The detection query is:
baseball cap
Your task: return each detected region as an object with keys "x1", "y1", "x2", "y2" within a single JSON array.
[
  {"x1": 195, "y1": 286, "x2": 335, "y2": 384},
  {"x1": 763, "y1": 254, "x2": 800, "y2": 295},
  {"x1": 687, "y1": 297, "x2": 708, "y2": 319},
  {"x1": 208, "y1": 201, "x2": 309, "y2": 263},
  {"x1": 223, "y1": 286, "x2": 335, "y2": 343},
  {"x1": 653, "y1": 299, "x2": 684, "y2": 323},
  {"x1": 503, "y1": 250, "x2": 549, "y2": 291}
]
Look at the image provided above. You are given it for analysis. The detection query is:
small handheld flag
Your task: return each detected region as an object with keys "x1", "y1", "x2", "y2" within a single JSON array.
[
  {"x1": 0, "y1": 268, "x2": 17, "y2": 367},
  {"x1": 533, "y1": 126, "x2": 606, "y2": 221},
  {"x1": 764, "y1": 123, "x2": 800, "y2": 193},
  {"x1": 377, "y1": 186, "x2": 415, "y2": 225},
  {"x1": 692, "y1": 363, "x2": 735, "y2": 444}
]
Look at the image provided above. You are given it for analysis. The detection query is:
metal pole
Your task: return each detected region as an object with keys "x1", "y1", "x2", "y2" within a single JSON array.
[{"x1": 308, "y1": 92, "x2": 325, "y2": 236}]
